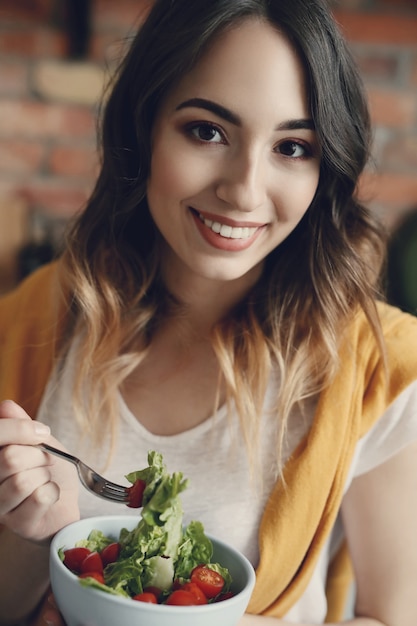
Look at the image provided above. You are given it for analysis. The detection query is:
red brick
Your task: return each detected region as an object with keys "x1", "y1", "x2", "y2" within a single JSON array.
[
  {"x1": 355, "y1": 52, "x2": 399, "y2": 82},
  {"x1": 0, "y1": 139, "x2": 45, "y2": 174},
  {"x1": 0, "y1": 0, "x2": 54, "y2": 21},
  {"x1": 0, "y1": 26, "x2": 66, "y2": 57},
  {"x1": 381, "y1": 135, "x2": 417, "y2": 171},
  {"x1": 0, "y1": 60, "x2": 29, "y2": 96},
  {"x1": 367, "y1": 88, "x2": 416, "y2": 128},
  {"x1": 0, "y1": 100, "x2": 96, "y2": 139},
  {"x1": 19, "y1": 179, "x2": 93, "y2": 218},
  {"x1": 334, "y1": 10, "x2": 417, "y2": 45},
  {"x1": 48, "y1": 144, "x2": 99, "y2": 179},
  {"x1": 92, "y1": 0, "x2": 149, "y2": 32}
]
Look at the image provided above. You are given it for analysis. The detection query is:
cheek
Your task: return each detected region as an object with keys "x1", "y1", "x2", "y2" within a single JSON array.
[
  {"x1": 147, "y1": 149, "x2": 183, "y2": 203},
  {"x1": 148, "y1": 133, "x2": 215, "y2": 206},
  {"x1": 275, "y1": 175, "x2": 319, "y2": 222}
]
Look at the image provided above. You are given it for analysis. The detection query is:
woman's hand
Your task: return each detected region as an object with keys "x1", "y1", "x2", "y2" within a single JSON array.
[{"x1": 0, "y1": 399, "x2": 80, "y2": 543}]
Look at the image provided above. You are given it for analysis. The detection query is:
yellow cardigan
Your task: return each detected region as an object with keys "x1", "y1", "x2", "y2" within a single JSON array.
[{"x1": 1, "y1": 262, "x2": 417, "y2": 621}]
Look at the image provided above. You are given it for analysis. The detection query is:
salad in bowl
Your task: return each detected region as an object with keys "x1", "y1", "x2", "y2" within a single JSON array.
[{"x1": 50, "y1": 451, "x2": 256, "y2": 626}]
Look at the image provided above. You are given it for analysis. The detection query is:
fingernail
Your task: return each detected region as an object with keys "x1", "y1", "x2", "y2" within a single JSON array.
[{"x1": 34, "y1": 422, "x2": 51, "y2": 437}]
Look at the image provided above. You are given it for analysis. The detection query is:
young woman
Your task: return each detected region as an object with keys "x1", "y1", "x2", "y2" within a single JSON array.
[{"x1": 0, "y1": 0, "x2": 416, "y2": 624}]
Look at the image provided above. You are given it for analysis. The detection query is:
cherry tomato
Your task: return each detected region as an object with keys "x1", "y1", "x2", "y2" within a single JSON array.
[
  {"x1": 63, "y1": 547, "x2": 91, "y2": 573},
  {"x1": 80, "y1": 551, "x2": 104, "y2": 574},
  {"x1": 79, "y1": 571, "x2": 105, "y2": 584},
  {"x1": 165, "y1": 590, "x2": 201, "y2": 605},
  {"x1": 133, "y1": 592, "x2": 158, "y2": 603},
  {"x1": 100, "y1": 542, "x2": 121, "y2": 566},
  {"x1": 127, "y1": 479, "x2": 146, "y2": 508},
  {"x1": 181, "y1": 582, "x2": 208, "y2": 604},
  {"x1": 190, "y1": 565, "x2": 225, "y2": 599}
]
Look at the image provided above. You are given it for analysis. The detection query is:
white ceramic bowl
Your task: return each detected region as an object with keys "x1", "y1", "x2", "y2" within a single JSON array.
[{"x1": 50, "y1": 515, "x2": 256, "y2": 626}]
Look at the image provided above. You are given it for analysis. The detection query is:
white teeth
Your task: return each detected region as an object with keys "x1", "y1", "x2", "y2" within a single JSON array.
[{"x1": 199, "y1": 214, "x2": 257, "y2": 239}]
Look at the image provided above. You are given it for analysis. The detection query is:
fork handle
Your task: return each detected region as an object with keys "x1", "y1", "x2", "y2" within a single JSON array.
[{"x1": 37, "y1": 443, "x2": 78, "y2": 466}]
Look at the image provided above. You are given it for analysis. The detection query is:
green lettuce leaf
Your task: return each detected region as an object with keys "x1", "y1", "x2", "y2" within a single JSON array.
[
  {"x1": 174, "y1": 520, "x2": 213, "y2": 580},
  {"x1": 75, "y1": 529, "x2": 113, "y2": 553}
]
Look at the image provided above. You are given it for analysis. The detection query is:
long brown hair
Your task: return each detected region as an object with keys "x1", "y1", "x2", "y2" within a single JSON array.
[{"x1": 59, "y1": 0, "x2": 386, "y2": 465}]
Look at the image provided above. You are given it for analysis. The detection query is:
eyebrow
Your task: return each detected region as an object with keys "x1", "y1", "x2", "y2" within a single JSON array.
[{"x1": 175, "y1": 97, "x2": 315, "y2": 131}]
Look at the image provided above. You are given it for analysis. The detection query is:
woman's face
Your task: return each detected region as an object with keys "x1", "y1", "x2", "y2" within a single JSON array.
[{"x1": 147, "y1": 18, "x2": 320, "y2": 294}]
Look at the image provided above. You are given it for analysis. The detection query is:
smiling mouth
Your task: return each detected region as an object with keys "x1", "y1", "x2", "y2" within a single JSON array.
[{"x1": 198, "y1": 212, "x2": 258, "y2": 240}]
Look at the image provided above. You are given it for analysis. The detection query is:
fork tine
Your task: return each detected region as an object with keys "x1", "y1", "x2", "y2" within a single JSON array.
[
  {"x1": 96, "y1": 486, "x2": 129, "y2": 501},
  {"x1": 102, "y1": 482, "x2": 129, "y2": 494},
  {"x1": 89, "y1": 471, "x2": 128, "y2": 493},
  {"x1": 87, "y1": 479, "x2": 129, "y2": 501}
]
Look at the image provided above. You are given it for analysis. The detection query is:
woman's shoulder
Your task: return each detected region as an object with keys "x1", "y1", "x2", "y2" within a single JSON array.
[{"x1": 329, "y1": 302, "x2": 417, "y2": 438}]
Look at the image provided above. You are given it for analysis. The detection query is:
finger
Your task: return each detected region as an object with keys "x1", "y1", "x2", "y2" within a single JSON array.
[
  {"x1": 0, "y1": 465, "x2": 53, "y2": 514},
  {"x1": 0, "y1": 399, "x2": 31, "y2": 419},
  {"x1": 0, "y1": 443, "x2": 53, "y2": 480},
  {"x1": 1, "y1": 481, "x2": 61, "y2": 539},
  {"x1": 0, "y1": 417, "x2": 50, "y2": 447}
]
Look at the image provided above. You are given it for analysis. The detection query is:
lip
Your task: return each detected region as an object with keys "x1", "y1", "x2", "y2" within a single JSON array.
[
  {"x1": 190, "y1": 208, "x2": 265, "y2": 252},
  {"x1": 196, "y1": 209, "x2": 265, "y2": 229}
]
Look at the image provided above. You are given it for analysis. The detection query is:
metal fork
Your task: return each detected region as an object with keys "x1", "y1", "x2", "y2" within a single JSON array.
[{"x1": 38, "y1": 443, "x2": 130, "y2": 503}]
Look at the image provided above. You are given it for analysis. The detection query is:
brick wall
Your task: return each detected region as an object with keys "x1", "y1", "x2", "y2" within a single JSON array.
[
  {"x1": 330, "y1": 0, "x2": 417, "y2": 228},
  {"x1": 0, "y1": 0, "x2": 416, "y2": 290}
]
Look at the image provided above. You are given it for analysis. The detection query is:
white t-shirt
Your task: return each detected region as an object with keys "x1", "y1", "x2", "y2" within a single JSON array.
[{"x1": 37, "y1": 339, "x2": 417, "y2": 623}]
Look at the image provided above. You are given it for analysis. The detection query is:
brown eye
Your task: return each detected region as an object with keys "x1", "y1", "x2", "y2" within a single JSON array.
[
  {"x1": 277, "y1": 141, "x2": 310, "y2": 158},
  {"x1": 189, "y1": 123, "x2": 224, "y2": 143}
]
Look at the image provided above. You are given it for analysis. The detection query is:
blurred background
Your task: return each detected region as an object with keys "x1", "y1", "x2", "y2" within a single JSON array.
[{"x1": 0, "y1": 0, "x2": 416, "y2": 307}]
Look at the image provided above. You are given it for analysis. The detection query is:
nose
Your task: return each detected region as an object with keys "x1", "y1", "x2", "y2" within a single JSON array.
[{"x1": 215, "y1": 150, "x2": 267, "y2": 212}]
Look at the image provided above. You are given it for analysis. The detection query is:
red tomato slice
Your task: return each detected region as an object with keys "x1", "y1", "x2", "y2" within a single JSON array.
[
  {"x1": 190, "y1": 565, "x2": 225, "y2": 599},
  {"x1": 100, "y1": 542, "x2": 121, "y2": 566},
  {"x1": 165, "y1": 590, "x2": 201, "y2": 605},
  {"x1": 79, "y1": 571, "x2": 105, "y2": 584},
  {"x1": 80, "y1": 551, "x2": 104, "y2": 574},
  {"x1": 181, "y1": 582, "x2": 208, "y2": 604},
  {"x1": 63, "y1": 547, "x2": 91, "y2": 573},
  {"x1": 127, "y1": 479, "x2": 146, "y2": 508},
  {"x1": 133, "y1": 592, "x2": 158, "y2": 603}
]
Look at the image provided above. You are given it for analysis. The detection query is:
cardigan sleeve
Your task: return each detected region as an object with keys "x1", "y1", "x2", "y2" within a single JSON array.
[{"x1": 0, "y1": 261, "x2": 67, "y2": 418}]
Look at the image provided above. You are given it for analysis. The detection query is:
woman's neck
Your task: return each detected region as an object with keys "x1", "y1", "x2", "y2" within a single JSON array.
[{"x1": 160, "y1": 259, "x2": 262, "y2": 334}]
